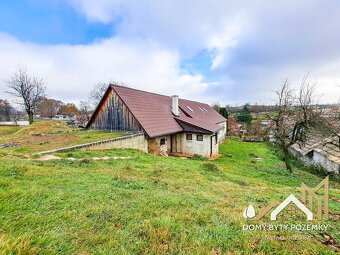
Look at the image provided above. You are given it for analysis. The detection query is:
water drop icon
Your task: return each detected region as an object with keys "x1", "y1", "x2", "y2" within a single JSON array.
[{"x1": 243, "y1": 204, "x2": 256, "y2": 219}]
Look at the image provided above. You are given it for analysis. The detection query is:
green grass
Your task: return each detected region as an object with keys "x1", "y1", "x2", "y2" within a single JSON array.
[
  {"x1": 0, "y1": 122, "x2": 124, "y2": 156},
  {"x1": 0, "y1": 126, "x2": 23, "y2": 136},
  {"x1": 0, "y1": 138, "x2": 339, "y2": 254}
]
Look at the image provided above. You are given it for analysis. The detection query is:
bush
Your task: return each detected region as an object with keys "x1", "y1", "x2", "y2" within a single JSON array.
[
  {"x1": 202, "y1": 162, "x2": 219, "y2": 172},
  {"x1": 191, "y1": 154, "x2": 208, "y2": 161}
]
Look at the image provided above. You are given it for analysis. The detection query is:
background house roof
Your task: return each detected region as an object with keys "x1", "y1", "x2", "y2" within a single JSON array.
[
  {"x1": 291, "y1": 135, "x2": 340, "y2": 165},
  {"x1": 110, "y1": 85, "x2": 226, "y2": 138}
]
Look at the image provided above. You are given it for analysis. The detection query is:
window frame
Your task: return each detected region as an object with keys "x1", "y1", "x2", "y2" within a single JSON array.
[
  {"x1": 196, "y1": 134, "x2": 203, "y2": 141},
  {"x1": 160, "y1": 138, "x2": 166, "y2": 145},
  {"x1": 186, "y1": 134, "x2": 192, "y2": 140}
]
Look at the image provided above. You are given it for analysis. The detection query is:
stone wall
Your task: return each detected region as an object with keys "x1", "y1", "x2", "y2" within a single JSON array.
[
  {"x1": 38, "y1": 133, "x2": 148, "y2": 154},
  {"x1": 85, "y1": 134, "x2": 148, "y2": 152}
]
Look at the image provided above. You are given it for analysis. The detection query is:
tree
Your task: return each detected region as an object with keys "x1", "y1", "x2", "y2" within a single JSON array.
[
  {"x1": 36, "y1": 98, "x2": 62, "y2": 119},
  {"x1": 211, "y1": 102, "x2": 221, "y2": 112},
  {"x1": 89, "y1": 82, "x2": 108, "y2": 106},
  {"x1": 59, "y1": 103, "x2": 79, "y2": 116},
  {"x1": 236, "y1": 104, "x2": 253, "y2": 123},
  {"x1": 313, "y1": 105, "x2": 340, "y2": 149},
  {"x1": 0, "y1": 99, "x2": 14, "y2": 122},
  {"x1": 227, "y1": 115, "x2": 240, "y2": 136},
  {"x1": 267, "y1": 77, "x2": 319, "y2": 172},
  {"x1": 6, "y1": 66, "x2": 47, "y2": 124},
  {"x1": 219, "y1": 107, "x2": 229, "y2": 118},
  {"x1": 89, "y1": 81, "x2": 125, "y2": 107},
  {"x1": 77, "y1": 101, "x2": 92, "y2": 126}
]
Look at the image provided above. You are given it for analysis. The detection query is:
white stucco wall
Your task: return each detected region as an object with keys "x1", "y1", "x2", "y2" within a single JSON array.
[
  {"x1": 289, "y1": 148, "x2": 315, "y2": 165},
  {"x1": 313, "y1": 151, "x2": 339, "y2": 174},
  {"x1": 217, "y1": 121, "x2": 227, "y2": 142},
  {"x1": 289, "y1": 148, "x2": 339, "y2": 174},
  {"x1": 150, "y1": 130, "x2": 224, "y2": 157},
  {"x1": 180, "y1": 133, "x2": 219, "y2": 157}
]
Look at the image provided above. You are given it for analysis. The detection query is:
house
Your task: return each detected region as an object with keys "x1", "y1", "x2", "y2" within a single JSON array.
[
  {"x1": 290, "y1": 136, "x2": 339, "y2": 174},
  {"x1": 86, "y1": 85, "x2": 227, "y2": 157}
]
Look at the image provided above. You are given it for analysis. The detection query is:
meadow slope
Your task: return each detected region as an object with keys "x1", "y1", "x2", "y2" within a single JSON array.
[{"x1": 0, "y1": 126, "x2": 339, "y2": 254}]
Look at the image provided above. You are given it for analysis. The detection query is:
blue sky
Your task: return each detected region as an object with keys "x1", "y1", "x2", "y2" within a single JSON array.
[
  {"x1": 0, "y1": 0, "x2": 114, "y2": 44},
  {"x1": 0, "y1": 0, "x2": 340, "y2": 105}
]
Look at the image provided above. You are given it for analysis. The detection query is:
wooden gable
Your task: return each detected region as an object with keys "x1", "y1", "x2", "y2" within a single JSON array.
[{"x1": 87, "y1": 88, "x2": 143, "y2": 133}]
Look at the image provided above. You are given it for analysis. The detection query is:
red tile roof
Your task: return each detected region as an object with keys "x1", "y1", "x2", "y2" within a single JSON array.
[
  {"x1": 98, "y1": 85, "x2": 226, "y2": 138},
  {"x1": 174, "y1": 115, "x2": 223, "y2": 133}
]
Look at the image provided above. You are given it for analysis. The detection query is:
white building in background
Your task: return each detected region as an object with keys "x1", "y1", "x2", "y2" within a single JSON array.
[{"x1": 290, "y1": 136, "x2": 339, "y2": 174}]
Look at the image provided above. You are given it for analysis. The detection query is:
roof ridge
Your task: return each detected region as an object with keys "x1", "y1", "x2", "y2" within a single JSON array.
[
  {"x1": 110, "y1": 84, "x2": 171, "y2": 98},
  {"x1": 110, "y1": 84, "x2": 210, "y2": 105}
]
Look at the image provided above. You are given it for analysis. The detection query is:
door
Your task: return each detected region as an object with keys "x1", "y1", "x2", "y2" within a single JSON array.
[{"x1": 170, "y1": 134, "x2": 176, "y2": 153}]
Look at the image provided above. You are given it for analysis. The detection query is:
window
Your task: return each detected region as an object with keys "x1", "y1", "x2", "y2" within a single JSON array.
[
  {"x1": 215, "y1": 133, "x2": 218, "y2": 144},
  {"x1": 160, "y1": 138, "x2": 166, "y2": 145},
  {"x1": 202, "y1": 107, "x2": 208, "y2": 113},
  {"x1": 198, "y1": 106, "x2": 205, "y2": 112},
  {"x1": 186, "y1": 105, "x2": 194, "y2": 112},
  {"x1": 197, "y1": 134, "x2": 203, "y2": 141},
  {"x1": 186, "y1": 134, "x2": 192, "y2": 140}
]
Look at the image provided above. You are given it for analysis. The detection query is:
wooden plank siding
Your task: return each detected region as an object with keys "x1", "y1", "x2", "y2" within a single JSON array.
[{"x1": 88, "y1": 89, "x2": 143, "y2": 133}]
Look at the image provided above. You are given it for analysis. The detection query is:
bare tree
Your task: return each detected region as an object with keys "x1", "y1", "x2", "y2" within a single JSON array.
[
  {"x1": 89, "y1": 81, "x2": 126, "y2": 107},
  {"x1": 77, "y1": 101, "x2": 92, "y2": 126},
  {"x1": 268, "y1": 77, "x2": 319, "y2": 172},
  {"x1": 211, "y1": 102, "x2": 221, "y2": 112},
  {"x1": 89, "y1": 82, "x2": 108, "y2": 106},
  {"x1": 6, "y1": 66, "x2": 47, "y2": 124},
  {"x1": 314, "y1": 105, "x2": 340, "y2": 149}
]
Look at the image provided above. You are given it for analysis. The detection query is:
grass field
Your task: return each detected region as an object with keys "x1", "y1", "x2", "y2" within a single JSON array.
[
  {"x1": 0, "y1": 122, "x2": 124, "y2": 157},
  {"x1": 0, "y1": 124, "x2": 339, "y2": 254}
]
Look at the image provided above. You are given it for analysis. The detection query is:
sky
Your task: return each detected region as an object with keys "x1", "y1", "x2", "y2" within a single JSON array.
[{"x1": 0, "y1": 0, "x2": 340, "y2": 107}]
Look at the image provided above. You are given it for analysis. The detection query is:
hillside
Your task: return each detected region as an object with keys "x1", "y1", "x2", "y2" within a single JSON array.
[
  {"x1": 0, "y1": 121, "x2": 124, "y2": 155},
  {"x1": 0, "y1": 136, "x2": 339, "y2": 254}
]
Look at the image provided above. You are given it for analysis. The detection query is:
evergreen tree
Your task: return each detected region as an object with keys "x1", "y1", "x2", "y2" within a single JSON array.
[{"x1": 236, "y1": 104, "x2": 253, "y2": 123}]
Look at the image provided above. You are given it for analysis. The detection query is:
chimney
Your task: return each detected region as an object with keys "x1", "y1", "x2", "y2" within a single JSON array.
[{"x1": 172, "y1": 95, "x2": 179, "y2": 116}]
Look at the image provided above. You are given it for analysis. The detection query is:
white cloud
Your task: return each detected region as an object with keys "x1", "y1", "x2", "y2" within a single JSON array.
[
  {"x1": 68, "y1": 0, "x2": 249, "y2": 55},
  {"x1": 1, "y1": 0, "x2": 340, "y2": 107},
  {"x1": 0, "y1": 33, "x2": 214, "y2": 106}
]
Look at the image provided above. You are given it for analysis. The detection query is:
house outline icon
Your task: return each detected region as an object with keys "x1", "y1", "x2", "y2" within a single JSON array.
[{"x1": 270, "y1": 194, "x2": 313, "y2": 221}]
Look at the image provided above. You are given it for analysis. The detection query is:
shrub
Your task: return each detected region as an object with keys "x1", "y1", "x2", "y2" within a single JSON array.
[
  {"x1": 191, "y1": 154, "x2": 207, "y2": 161},
  {"x1": 202, "y1": 162, "x2": 219, "y2": 172}
]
